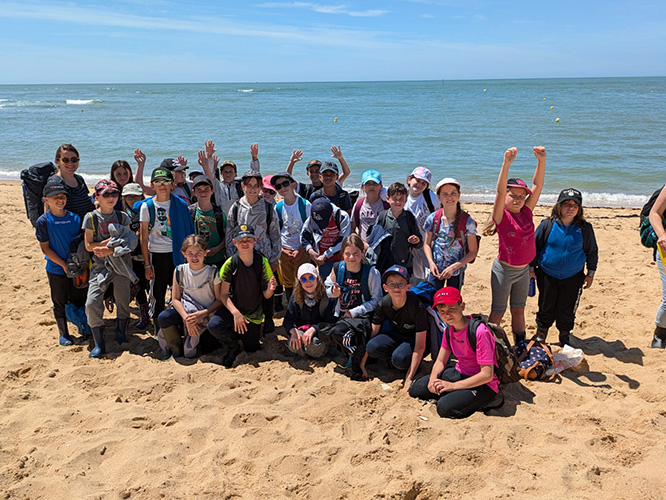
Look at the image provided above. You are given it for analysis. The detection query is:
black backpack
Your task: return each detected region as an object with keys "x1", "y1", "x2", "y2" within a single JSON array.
[
  {"x1": 639, "y1": 186, "x2": 665, "y2": 248},
  {"x1": 21, "y1": 162, "x2": 56, "y2": 227}
]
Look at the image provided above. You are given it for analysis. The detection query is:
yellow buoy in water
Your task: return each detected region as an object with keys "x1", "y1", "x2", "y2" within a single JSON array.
[
  {"x1": 543, "y1": 97, "x2": 546, "y2": 101},
  {"x1": 81, "y1": 109, "x2": 84, "y2": 112},
  {"x1": 550, "y1": 106, "x2": 554, "y2": 110},
  {"x1": 334, "y1": 117, "x2": 338, "y2": 123},
  {"x1": 555, "y1": 117, "x2": 560, "y2": 123},
  {"x1": 442, "y1": 98, "x2": 446, "y2": 102},
  {"x1": 483, "y1": 88, "x2": 487, "y2": 92}
]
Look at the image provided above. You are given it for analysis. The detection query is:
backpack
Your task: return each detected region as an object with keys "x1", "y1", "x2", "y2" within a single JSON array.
[
  {"x1": 423, "y1": 190, "x2": 436, "y2": 214},
  {"x1": 352, "y1": 197, "x2": 390, "y2": 231},
  {"x1": 175, "y1": 264, "x2": 217, "y2": 299},
  {"x1": 21, "y1": 162, "x2": 56, "y2": 227},
  {"x1": 230, "y1": 199, "x2": 274, "y2": 231},
  {"x1": 639, "y1": 186, "x2": 665, "y2": 248},
  {"x1": 443, "y1": 314, "x2": 521, "y2": 385},
  {"x1": 432, "y1": 209, "x2": 481, "y2": 263},
  {"x1": 188, "y1": 202, "x2": 226, "y2": 244},
  {"x1": 276, "y1": 196, "x2": 308, "y2": 230},
  {"x1": 514, "y1": 336, "x2": 556, "y2": 381},
  {"x1": 226, "y1": 251, "x2": 266, "y2": 295},
  {"x1": 335, "y1": 262, "x2": 372, "y2": 303}
]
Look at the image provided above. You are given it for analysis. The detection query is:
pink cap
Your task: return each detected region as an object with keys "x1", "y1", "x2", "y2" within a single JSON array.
[
  {"x1": 506, "y1": 178, "x2": 533, "y2": 196},
  {"x1": 410, "y1": 166, "x2": 431, "y2": 185},
  {"x1": 262, "y1": 175, "x2": 275, "y2": 192}
]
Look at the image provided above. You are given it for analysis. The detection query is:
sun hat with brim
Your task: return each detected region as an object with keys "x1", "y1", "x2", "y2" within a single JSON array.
[
  {"x1": 506, "y1": 178, "x2": 533, "y2": 196},
  {"x1": 435, "y1": 177, "x2": 461, "y2": 193},
  {"x1": 433, "y1": 286, "x2": 463, "y2": 306},
  {"x1": 121, "y1": 183, "x2": 143, "y2": 197}
]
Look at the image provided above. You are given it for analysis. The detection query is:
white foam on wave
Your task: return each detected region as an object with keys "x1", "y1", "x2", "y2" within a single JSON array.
[
  {"x1": 65, "y1": 99, "x2": 102, "y2": 105},
  {"x1": 237, "y1": 89, "x2": 254, "y2": 93},
  {"x1": 463, "y1": 190, "x2": 648, "y2": 208}
]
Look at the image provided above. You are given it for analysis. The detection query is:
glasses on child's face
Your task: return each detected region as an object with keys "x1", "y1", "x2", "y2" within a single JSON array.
[
  {"x1": 386, "y1": 282, "x2": 408, "y2": 290},
  {"x1": 102, "y1": 191, "x2": 120, "y2": 198},
  {"x1": 60, "y1": 157, "x2": 79, "y2": 164},
  {"x1": 273, "y1": 180, "x2": 291, "y2": 190},
  {"x1": 300, "y1": 275, "x2": 317, "y2": 283},
  {"x1": 153, "y1": 180, "x2": 173, "y2": 186},
  {"x1": 262, "y1": 189, "x2": 276, "y2": 197}
]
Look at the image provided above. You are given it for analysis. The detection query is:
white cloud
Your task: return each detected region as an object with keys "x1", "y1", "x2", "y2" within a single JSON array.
[{"x1": 257, "y1": 2, "x2": 388, "y2": 17}]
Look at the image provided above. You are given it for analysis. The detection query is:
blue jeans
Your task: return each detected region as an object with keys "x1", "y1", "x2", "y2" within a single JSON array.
[
  {"x1": 366, "y1": 333, "x2": 415, "y2": 371},
  {"x1": 656, "y1": 257, "x2": 666, "y2": 328}
]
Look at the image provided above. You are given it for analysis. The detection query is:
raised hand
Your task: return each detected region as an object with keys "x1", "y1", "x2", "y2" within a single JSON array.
[
  {"x1": 250, "y1": 143, "x2": 259, "y2": 161},
  {"x1": 205, "y1": 140, "x2": 217, "y2": 159},
  {"x1": 290, "y1": 149, "x2": 304, "y2": 164},
  {"x1": 504, "y1": 147, "x2": 517, "y2": 165},
  {"x1": 176, "y1": 155, "x2": 188, "y2": 167},
  {"x1": 533, "y1": 146, "x2": 546, "y2": 160},
  {"x1": 134, "y1": 148, "x2": 146, "y2": 168},
  {"x1": 330, "y1": 145, "x2": 343, "y2": 160}
]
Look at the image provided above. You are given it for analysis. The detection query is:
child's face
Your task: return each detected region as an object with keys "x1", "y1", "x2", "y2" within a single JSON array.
[
  {"x1": 174, "y1": 170, "x2": 186, "y2": 185},
  {"x1": 222, "y1": 166, "x2": 236, "y2": 184},
  {"x1": 436, "y1": 301, "x2": 465, "y2": 324},
  {"x1": 437, "y1": 184, "x2": 460, "y2": 207},
  {"x1": 407, "y1": 176, "x2": 428, "y2": 197},
  {"x1": 307, "y1": 165, "x2": 321, "y2": 185},
  {"x1": 242, "y1": 179, "x2": 261, "y2": 197},
  {"x1": 96, "y1": 190, "x2": 120, "y2": 210},
  {"x1": 261, "y1": 188, "x2": 276, "y2": 203},
  {"x1": 560, "y1": 200, "x2": 580, "y2": 220},
  {"x1": 183, "y1": 245, "x2": 206, "y2": 268},
  {"x1": 388, "y1": 193, "x2": 407, "y2": 211},
  {"x1": 505, "y1": 187, "x2": 527, "y2": 213},
  {"x1": 273, "y1": 177, "x2": 294, "y2": 197},
  {"x1": 383, "y1": 275, "x2": 410, "y2": 299},
  {"x1": 321, "y1": 170, "x2": 338, "y2": 187},
  {"x1": 299, "y1": 273, "x2": 318, "y2": 293},
  {"x1": 233, "y1": 236, "x2": 256, "y2": 251},
  {"x1": 113, "y1": 167, "x2": 131, "y2": 187},
  {"x1": 194, "y1": 184, "x2": 212, "y2": 203},
  {"x1": 342, "y1": 244, "x2": 363, "y2": 266},
  {"x1": 151, "y1": 179, "x2": 173, "y2": 196},
  {"x1": 123, "y1": 194, "x2": 142, "y2": 208},
  {"x1": 363, "y1": 181, "x2": 381, "y2": 196},
  {"x1": 46, "y1": 193, "x2": 67, "y2": 210}
]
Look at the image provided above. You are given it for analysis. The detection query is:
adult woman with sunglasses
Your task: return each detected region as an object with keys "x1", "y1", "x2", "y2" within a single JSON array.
[
  {"x1": 52, "y1": 144, "x2": 94, "y2": 219},
  {"x1": 284, "y1": 263, "x2": 336, "y2": 358}
]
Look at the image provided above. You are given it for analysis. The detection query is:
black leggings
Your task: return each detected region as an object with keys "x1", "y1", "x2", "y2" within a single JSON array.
[
  {"x1": 409, "y1": 366, "x2": 497, "y2": 419},
  {"x1": 535, "y1": 268, "x2": 585, "y2": 333},
  {"x1": 149, "y1": 252, "x2": 174, "y2": 321},
  {"x1": 131, "y1": 258, "x2": 149, "y2": 305},
  {"x1": 47, "y1": 272, "x2": 87, "y2": 320},
  {"x1": 207, "y1": 306, "x2": 262, "y2": 352}
]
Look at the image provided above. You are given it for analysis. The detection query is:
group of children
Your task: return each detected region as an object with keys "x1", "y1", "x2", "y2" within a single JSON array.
[{"x1": 35, "y1": 141, "x2": 600, "y2": 418}]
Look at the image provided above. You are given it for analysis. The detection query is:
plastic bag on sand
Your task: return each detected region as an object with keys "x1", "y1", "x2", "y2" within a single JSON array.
[{"x1": 545, "y1": 345, "x2": 584, "y2": 377}]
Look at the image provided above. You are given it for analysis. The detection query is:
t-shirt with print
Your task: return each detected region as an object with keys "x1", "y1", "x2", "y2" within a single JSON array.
[
  {"x1": 35, "y1": 210, "x2": 81, "y2": 276},
  {"x1": 495, "y1": 205, "x2": 535, "y2": 267},
  {"x1": 318, "y1": 217, "x2": 342, "y2": 263},
  {"x1": 423, "y1": 211, "x2": 477, "y2": 275},
  {"x1": 194, "y1": 206, "x2": 225, "y2": 265},
  {"x1": 139, "y1": 199, "x2": 172, "y2": 253},
  {"x1": 357, "y1": 197, "x2": 387, "y2": 241},
  {"x1": 280, "y1": 197, "x2": 312, "y2": 251},
  {"x1": 82, "y1": 209, "x2": 131, "y2": 264},
  {"x1": 405, "y1": 190, "x2": 439, "y2": 238},
  {"x1": 173, "y1": 182, "x2": 193, "y2": 205},
  {"x1": 219, "y1": 250, "x2": 274, "y2": 324},
  {"x1": 372, "y1": 293, "x2": 428, "y2": 342},
  {"x1": 335, "y1": 263, "x2": 364, "y2": 312},
  {"x1": 177, "y1": 263, "x2": 221, "y2": 308},
  {"x1": 443, "y1": 320, "x2": 500, "y2": 393}
]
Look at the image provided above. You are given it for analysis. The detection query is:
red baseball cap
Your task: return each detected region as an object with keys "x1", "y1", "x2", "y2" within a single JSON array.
[{"x1": 433, "y1": 286, "x2": 463, "y2": 306}]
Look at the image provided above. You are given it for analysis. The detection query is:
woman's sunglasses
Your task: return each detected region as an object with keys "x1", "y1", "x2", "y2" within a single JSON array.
[
  {"x1": 60, "y1": 157, "x2": 79, "y2": 164},
  {"x1": 300, "y1": 275, "x2": 317, "y2": 283}
]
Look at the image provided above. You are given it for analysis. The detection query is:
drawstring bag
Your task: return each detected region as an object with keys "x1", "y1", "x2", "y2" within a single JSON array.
[{"x1": 514, "y1": 336, "x2": 555, "y2": 380}]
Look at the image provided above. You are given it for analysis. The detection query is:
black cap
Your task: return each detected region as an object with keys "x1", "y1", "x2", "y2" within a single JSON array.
[
  {"x1": 151, "y1": 168, "x2": 174, "y2": 183},
  {"x1": 234, "y1": 224, "x2": 256, "y2": 240},
  {"x1": 557, "y1": 188, "x2": 582, "y2": 206},
  {"x1": 320, "y1": 161, "x2": 339, "y2": 175},
  {"x1": 270, "y1": 171, "x2": 295, "y2": 186},
  {"x1": 241, "y1": 171, "x2": 262, "y2": 183},
  {"x1": 192, "y1": 175, "x2": 212, "y2": 189},
  {"x1": 43, "y1": 177, "x2": 68, "y2": 197},
  {"x1": 382, "y1": 265, "x2": 410, "y2": 284}
]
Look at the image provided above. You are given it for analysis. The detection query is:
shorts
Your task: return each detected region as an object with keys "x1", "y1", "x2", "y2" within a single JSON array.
[{"x1": 490, "y1": 258, "x2": 529, "y2": 314}]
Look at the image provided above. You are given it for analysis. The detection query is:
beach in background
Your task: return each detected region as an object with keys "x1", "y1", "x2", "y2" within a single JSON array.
[{"x1": 1, "y1": 77, "x2": 665, "y2": 207}]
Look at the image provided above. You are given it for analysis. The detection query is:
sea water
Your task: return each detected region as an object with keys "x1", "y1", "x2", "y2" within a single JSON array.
[{"x1": 1, "y1": 78, "x2": 664, "y2": 207}]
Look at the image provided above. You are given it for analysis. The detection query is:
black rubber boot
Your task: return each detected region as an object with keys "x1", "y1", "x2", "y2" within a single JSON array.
[
  {"x1": 559, "y1": 331, "x2": 571, "y2": 347},
  {"x1": 161, "y1": 325, "x2": 183, "y2": 358},
  {"x1": 56, "y1": 318, "x2": 73, "y2": 346},
  {"x1": 89, "y1": 327, "x2": 106, "y2": 358},
  {"x1": 222, "y1": 344, "x2": 242, "y2": 368},
  {"x1": 115, "y1": 318, "x2": 128, "y2": 345},
  {"x1": 651, "y1": 326, "x2": 666, "y2": 349},
  {"x1": 136, "y1": 303, "x2": 150, "y2": 330}
]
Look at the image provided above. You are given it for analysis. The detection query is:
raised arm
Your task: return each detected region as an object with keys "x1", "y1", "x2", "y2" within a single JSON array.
[
  {"x1": 492, "y1": 147, "x2": 517, "y2": 226},
  {"x1": 525, "y1": 146, "x2": 546, "y2": 211},
  {"x1": 134, "y1": 148, "x2": 155, "y2": 196},
  {"x1": 250, "y1": 143, "x2": 260, "y2": 173},
  {"x1": 331, "y1": 145, "x2": 350, "y2": 185},
  {"x1": 286, "y1": 149, "x2": 303, "y2": 176}
]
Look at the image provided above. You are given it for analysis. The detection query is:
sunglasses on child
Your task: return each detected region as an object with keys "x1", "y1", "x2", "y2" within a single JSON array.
[
  {"x1": 153, "y1": 179, "x2": 173, "y2": 186},
  {"x1": 101, "y1": 191, "x2": 119, "y2": 198},
  {"x1": 60, "y1": 157, "x2": 79, "y2": 164},
  {"x1": 273, "y1": 180, "x2": 292, "y2": 190},
  {"x1": 300, "y1": 275, "x2": 317, "y2": 283}
]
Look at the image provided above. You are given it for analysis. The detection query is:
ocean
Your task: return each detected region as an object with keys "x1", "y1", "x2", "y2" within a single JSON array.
[{"x1": 1, "y1": 78, "x2": 664, "y2": 207}]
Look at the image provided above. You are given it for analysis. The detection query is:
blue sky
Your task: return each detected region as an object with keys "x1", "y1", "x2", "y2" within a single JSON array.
[{"x1": 0, "y1": 0, "x2": 664, "y2": 83}]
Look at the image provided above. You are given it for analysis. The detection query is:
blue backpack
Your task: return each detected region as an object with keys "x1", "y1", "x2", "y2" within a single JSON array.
[
  {"x1": 276, "y1": 196, "x2": 308, "y2": 229},
  {"x1": 335, "y1": 262, "x2": 372, "y2": 303}
]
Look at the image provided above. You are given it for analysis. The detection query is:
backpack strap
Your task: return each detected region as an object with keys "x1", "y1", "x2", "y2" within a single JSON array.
[
  {"x1": 183, "y1": 183, "x2": 192, "y2": 202},
  {"x1": 466, "y1": 315, "x2": 480, "y2": 351},
  {"x1": 352, "y1": 198, "x2": 363, "y2": 227},
  {"x1": 360, "y1": 264, "x2": 371, "y2": 302},
  {"x1": 318, "y1": 294, "x2": 330, "y2": 318},
  {"x1": 264, "y1": 200, "x2": 273, "y2": 229},
  {"x1": 424, "y1": 190, "x2": 435, "y2": 214},
  {"x1": 175, "y1": 264, "x2": 183, "y2": 291},
  {"x1": 146, "y1": 197, "x2": 157, "y2": 232},
  {"x1": 276, "y1": 200, "x2": 284, "y2": 230},
  {"x1": 208, "y1": 265, "x2": 217, "y2": 297},
  {"x1": 336, "y1": 261, "x2": 346, "y2": 286},
  {"x1": 235, "y1": 181, "x2": 244, "y2": 200},
  {"x1": 230, "y1": 202, "x2": 239, "y2": 227},
  {"x1": 297, "y1": 196, "x2": 307, "y2": 223},
  {"x1": 432, "y1": 208, "x2": 443, "y2": 234},
  {"x1": 88, "y1": 211, "x2": 97, "y2": 240},
  {"x1": 377, "y1": 209, "x2": 388, "y2": 228}
]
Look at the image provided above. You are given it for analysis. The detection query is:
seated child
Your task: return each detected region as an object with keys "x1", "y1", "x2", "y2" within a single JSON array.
[
  {"x1": 409, "y1": 287, "x2": 500, "y2": 419},
  {"x1": 284, "y1": 263, "x2": 336, "y2": 358},
  {"x1": 207, "y1": 224, "x2": 277, "y2": 367},
  {"x1": 83, "y1": 180, "x2": 137, "y2": 358},
  {"x1": 366, "y1": 266, "x2": 428, "y2": 391},
  {"x1": 36, "y1": 177, "x2": 89, "y2": 345},
  {"x1": 157, "y1": 235, "x2": 222, "y2": 359}
]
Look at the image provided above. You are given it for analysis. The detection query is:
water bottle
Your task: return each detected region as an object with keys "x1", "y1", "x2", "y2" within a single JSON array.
[{"x1": 528, "y1": 277, "x2": 536, "y2": 297}]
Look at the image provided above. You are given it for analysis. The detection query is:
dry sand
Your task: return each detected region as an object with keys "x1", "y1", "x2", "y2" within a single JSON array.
[{"x1": 1, "y1": 180, "x2": 665, "y2": 499}]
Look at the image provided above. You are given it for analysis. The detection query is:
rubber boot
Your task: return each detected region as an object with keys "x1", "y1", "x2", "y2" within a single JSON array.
[
  {"x1": 535, "y1": 327, "x2": 549, "y2": 343},
  {"x1": 513, "y1": 331, "x2": 526, "y2": 346},
  {"x1": 89, "y1": 327, "x2": 106, "y2": 358},
  {"x1": 56, "y1": 318, "x2": 73, "y2": 346},
  {"x1": 651, "y1": 326, "x2": 666, "y2": 349},
  {"x1": 559, "y1": 331, "x2": 571, "y2": 347},
  {"x1": 161, "y1": 324, "x2": 183, "y2": 358},
  {"x1": 115, "y1": 318, "x2": 128, "y2": 345},
  {"x1": 136, "y1": 303, "x2": 151, "y2": 330},
  {"x1": 222, "y1": 342, "x2": 242, "y2": 368}
]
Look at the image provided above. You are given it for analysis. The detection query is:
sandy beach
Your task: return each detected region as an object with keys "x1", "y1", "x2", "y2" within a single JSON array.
[{"x1": 1, "y1": 179, "x2": 665, "y2": 499}]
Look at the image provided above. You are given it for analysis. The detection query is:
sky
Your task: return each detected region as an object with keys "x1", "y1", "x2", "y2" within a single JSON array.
[{"x1": 0, "y1": 0, "x2": 665, "y2": 84}]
